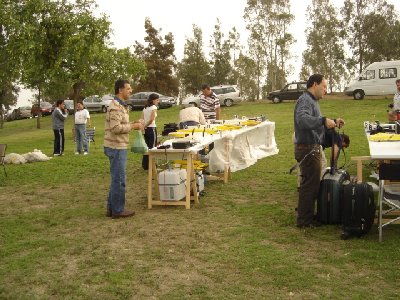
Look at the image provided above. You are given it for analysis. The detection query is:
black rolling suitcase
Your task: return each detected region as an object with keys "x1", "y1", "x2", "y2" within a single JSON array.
[
  {"x1": 317, "y1": 168, "x2": 350, "y2": 224},
  {"x1": 341, "y1": 182, "x2": 375, "y2": 239},
  {"x1": 317, "y1": 128, "x2": 350, "y2": 224}
]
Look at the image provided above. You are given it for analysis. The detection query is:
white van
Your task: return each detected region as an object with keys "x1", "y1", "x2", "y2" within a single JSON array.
[{"x1": 344, "y1": 60, "x2": 400, "y2": 99}]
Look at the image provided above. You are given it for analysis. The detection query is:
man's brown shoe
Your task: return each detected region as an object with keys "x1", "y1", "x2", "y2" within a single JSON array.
[
  {"x1": 111, "y1": 210, "x2": 135, "y2": 219},
  {"x1": 106, "y1": 208, "x2": 112, "y2": 217}
]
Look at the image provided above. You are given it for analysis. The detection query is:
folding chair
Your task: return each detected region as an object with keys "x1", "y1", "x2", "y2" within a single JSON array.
[
  {"x1": 0, "y1": 144, "x2": 7, "y2": 177},
  {"x1": 378, "y1": 162, "x2": 400, "y2": 242},
  {"x1": 85, "y1": 127, "x2": 96, "y2": 149}
]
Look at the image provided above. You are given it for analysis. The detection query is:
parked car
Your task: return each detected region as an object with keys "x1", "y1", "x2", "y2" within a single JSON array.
[
  {"x1": 31, "y1": 101, "x2": 53, "y2": 117},
  {"x1": 126, "y1": 92, "x2": 176, "y2": 110},
  {"x1": 83, "y1": 95, "x2": 112, "y2": 113},
  {"x1": 344, "y1": 60, "x2": 400, "y2": 100},
  {"x1": 181, "y1": 85, "x2": 242, "y2": 107},
  {"x1": 51, "y1": 99, "x2": 75, "y2": 115},
  {"x1": 267, "y1": 81, "x2": 307, "y2": 103},
  {"x1": 6, "y1": 107, "x2": 31, "y2": 121},
  {"x1": 18, "y1": 106, "x2": 32, "y2": 119},
  {"x1": 6, "y1": 108, "x2": 20, "y2": 122}
]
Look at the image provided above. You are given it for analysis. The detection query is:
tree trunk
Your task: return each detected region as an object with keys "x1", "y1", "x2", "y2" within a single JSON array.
[
  {"x1": 0, "y1": 107, "x2": 4, "y2": 129},
  {"x1": 36, "y1": 88, "x2": 41, "y2": 129},
  {"x1": 72, "y1": 80, "x2": 85, "y2": 127}
]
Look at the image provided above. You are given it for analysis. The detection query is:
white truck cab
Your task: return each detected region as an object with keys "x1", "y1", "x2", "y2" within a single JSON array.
[{"x1": 344, "y1": 60, "x2": 400, "y2": 100}]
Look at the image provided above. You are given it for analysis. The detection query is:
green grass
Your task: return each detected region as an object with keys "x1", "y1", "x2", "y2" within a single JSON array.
[{"x1": 1, "y1": 98, "x2": 399, "y2": 299}]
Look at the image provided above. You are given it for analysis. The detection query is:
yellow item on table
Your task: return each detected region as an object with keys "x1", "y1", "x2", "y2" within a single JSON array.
[
  {"x1": 168, "y1": 132, "x2": 188, "y2": 138},
  {"x1": 368, "y1": 133, "x2": 400, "y2": 141},
  {"x1": 177, "y1": 128, "x2": 218, "y2": 135},
  {"x1": 173, "y1": 160, "x2": 209, "y2": 170},
  {"x1": 241, "y1": 120, "x2": 261, "y2": 126},
  {"x1": 215, "y1": 125, "x2": 242, "y2": 131}
]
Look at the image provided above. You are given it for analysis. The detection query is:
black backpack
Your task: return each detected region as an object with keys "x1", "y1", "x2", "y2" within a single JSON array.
[{"x1": 162, "y1": 123, "x2": 178, "y2": 136}]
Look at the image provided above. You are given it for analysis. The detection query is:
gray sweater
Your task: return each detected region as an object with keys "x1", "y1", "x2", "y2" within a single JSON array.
[
  {"x1": 52, "y1": 108, "x2": 68, "y2": 130},
  {"x1": 294, "y1": 91, "x2": 326, "y2": 145}
]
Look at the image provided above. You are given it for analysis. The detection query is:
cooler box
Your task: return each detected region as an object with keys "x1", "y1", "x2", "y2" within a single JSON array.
[{"x1": 158, "y1": 169, "x2": 187, "y2": 201}]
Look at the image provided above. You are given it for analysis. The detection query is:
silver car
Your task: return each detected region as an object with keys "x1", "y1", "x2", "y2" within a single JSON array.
[
  {"x1": 83, "y1": 95, "x2": 112, "y2": 113},
  {"x1": 182, "y1": 85, "x2": 242, "y2": 107},
  {"x1": 126, "y1": 92, "x2": 176, "y2": 110}
]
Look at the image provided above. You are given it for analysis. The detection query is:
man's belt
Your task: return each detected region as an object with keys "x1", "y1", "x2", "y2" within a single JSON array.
[{"x1": 295, "y1": 143, "x2": 319, "y2": 149}]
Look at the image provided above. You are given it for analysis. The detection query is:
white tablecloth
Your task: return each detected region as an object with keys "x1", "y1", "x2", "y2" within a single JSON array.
[
  {"x1": 157, "y1": 121, "x2": 279, "y2": 172},
  {"x1": 208, "y1": 121, "x2": 279, "y2": 172}
]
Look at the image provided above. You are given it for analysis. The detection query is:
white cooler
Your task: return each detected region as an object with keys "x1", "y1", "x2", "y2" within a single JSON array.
[{"x1": 158, "y1": 169, "x2": 187, "y2": 201}]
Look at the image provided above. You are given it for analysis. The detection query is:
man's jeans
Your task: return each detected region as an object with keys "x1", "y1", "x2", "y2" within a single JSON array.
[
  {"x1": 75, "y1": 124, "x2": 88, "y2": 153},
  {"x1": 104, "y1": 147, "x2": 127, "y2": 214}
]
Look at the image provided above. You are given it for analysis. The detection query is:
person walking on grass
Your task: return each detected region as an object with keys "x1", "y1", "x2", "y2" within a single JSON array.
[
  {"x1": 52, "y1": 99, "x2": 68, "y2": 156},
  {"x1": 74, "y1": 100, "x2": 91, "y2": 155},
  {"x1": 141, "y1": 93, "x2": 160, "y2": 170},
  {"x1": 294, "y1": 74, "x2": 345, "y2": 229},
  {"x1": 104, "y1": 79, "x2": 144, "y2": 219}
]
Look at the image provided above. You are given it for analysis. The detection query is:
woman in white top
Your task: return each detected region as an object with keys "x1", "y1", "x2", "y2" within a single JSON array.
[{"x1": 141, "y1": 93, "x2": 160, "y2": 170}]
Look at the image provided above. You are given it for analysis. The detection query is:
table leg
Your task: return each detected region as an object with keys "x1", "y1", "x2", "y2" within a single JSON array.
[
  {"x1": 147, "y1": 153, "x2": 153, "y2": 209},
  {"x1": 185, "y1": 153, "x2": 192, "y2": 209},
  {"x1": 191, "y1": 155, "x2": 199, "y2": 205}
]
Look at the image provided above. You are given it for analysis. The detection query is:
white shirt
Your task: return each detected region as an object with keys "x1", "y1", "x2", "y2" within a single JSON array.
[
  {"x1": 179, "y1": 107, "x2": 206, "y2": 125},
  {"x1": 394, "y1": 92, "x2": 400, "y2": 111},
  {"x1": 75, "y1": 108, "x2": 90, "y2": 125},
  {"x1": 143, "y1": 105, "x2": 157, "y2": 127}
]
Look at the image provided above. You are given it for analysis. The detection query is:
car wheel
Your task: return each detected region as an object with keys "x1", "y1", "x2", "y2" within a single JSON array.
[
  {"x1": 272, "y1": 96, "x2": 280, "y2": 104},
  {"x1": 353, "y1": 90, "x2": 364, "y2": 100},
  {"x1": 101, "y1": 106, "x2": 107, "y2": 113},
  {"x1": 128, "y1": 105, "x2": 133, "y2": 112},
  {"x1": 224, "y1": 99, "x2": 233, "y2": 107}
]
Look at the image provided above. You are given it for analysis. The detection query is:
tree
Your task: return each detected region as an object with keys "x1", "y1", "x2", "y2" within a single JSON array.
[
  {"x1": 0, "y1": 0, "x2": 22, "y2": 128},
  {"x1": 301, "y1": 0, "x2": 347, "y2": 93},
  {"x1": 208, "y1": 19, "x2": 233, "y2": 86},
  {"x1": 227, "y1": 27, "x2": 242, "y2": 85},
  {"x1": 235, "y1": 53, "x2": 258, "y2": 101},
  {"x1": 361, "y1": 4, "x2": 400, "y2": 63},
  {"x1": 16, "y1": 0, "x2": 146, "y2": 130},
  {"x1": 134, "y1": 18, "x2": 179, "y2": 96},
  {"x1": 244, "y1": 0, "x2": 294, "y2": 99},
  {"x1": 177, "y1": 25, "x2": 210, "y2": 96},
  {"x1": 19, "y1": 0, "x2": 75, "y2": 128},
  {"x1": 341, "y1": 0, "x2": 398, "y2": 74}
]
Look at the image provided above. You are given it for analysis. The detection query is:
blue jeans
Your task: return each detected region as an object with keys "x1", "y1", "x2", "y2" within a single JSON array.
[
  {"x1": 104, "y1": 147, "x2": 127, "y2": 214},
  {"x1": 75, "y1": 124, "x2": 88, "y2": 153}
]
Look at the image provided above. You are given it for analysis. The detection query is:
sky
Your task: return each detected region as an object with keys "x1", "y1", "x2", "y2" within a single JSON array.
[{"x1": 17, "y1": 0, "x2": 400, "y2": 107}]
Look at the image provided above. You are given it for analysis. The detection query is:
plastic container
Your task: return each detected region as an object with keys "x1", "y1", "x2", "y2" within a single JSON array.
[{"x1": 158, "y1": 169, "x2": 187, "y2": 201}]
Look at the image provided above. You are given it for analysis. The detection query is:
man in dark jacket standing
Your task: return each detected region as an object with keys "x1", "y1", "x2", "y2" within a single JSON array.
[
  {"x1": 52, "y1": 100, "x2": 68, "y2": 156},
  {"x1": 293, "y1": 74, "x2": 345, "y2": 228}
]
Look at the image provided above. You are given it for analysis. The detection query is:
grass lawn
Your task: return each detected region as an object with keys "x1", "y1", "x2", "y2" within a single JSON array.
[{"x1": 1, "y1": 97, "x2": 399, "y2": 299}]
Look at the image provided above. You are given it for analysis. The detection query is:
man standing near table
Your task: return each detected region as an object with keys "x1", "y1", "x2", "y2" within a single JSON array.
[
  {"x1": 293, "y1": 74, "x2": 345, "y2": 228},
  {"x1": 104, "y1": 79, "x2": 144, "y2": 219},
  {"x1": 387, "y1": 79, "x2": 400, "y2": 122},
  {"x1": 200, "y1": 84, "x2": 221, "y2": 122}
]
